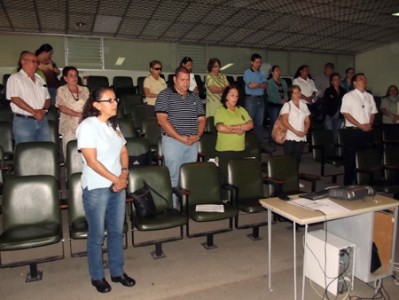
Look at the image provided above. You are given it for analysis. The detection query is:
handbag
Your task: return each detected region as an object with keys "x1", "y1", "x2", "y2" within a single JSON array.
[
  {"x1": 130, "y1": 180, "x2": 169, "y2": 218},
  {"x1": 272, "y1": 103, "x2": 291, "y2": 145}
]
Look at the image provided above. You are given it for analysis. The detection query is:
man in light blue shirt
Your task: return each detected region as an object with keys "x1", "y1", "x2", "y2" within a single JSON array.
[{"x1": 243, "y1": 53, "x2": 268, "y2": 145}]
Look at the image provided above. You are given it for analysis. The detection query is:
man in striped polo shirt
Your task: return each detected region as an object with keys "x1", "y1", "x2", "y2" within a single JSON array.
[
  {"x1": 6, "y1": 51, "x2": 51, "y2": 144},
  {"x1": 155, "y1": 67, "x2": 206, "y2": 207}
]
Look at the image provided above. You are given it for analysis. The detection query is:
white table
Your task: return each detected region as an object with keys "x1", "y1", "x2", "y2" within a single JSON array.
[{"x1": 260, "y1": 195, "x2": 399, "y2": 300}]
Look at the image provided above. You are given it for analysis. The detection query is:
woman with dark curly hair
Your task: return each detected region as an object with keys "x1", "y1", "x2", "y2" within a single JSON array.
[
  {"x1": 214, "y1": 84, "x2": 253, "y2": 182},
  {"x1": 76, "y1": 87, "x2": 135, "y2": 294}
]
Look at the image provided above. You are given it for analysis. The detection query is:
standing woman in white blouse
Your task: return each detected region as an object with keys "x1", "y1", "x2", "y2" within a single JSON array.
[
  {"x1": 279, "y1": 85, "x2": 311, "y2": 167},
  {"x1": 56, "y1": 66, "x2": 89, "y2": 157}
]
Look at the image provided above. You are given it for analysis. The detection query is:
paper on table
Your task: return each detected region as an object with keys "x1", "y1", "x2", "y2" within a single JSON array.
[
  {"x1": 195, "y1": 204, "x2": 225, "y2": 213},
  {"x1": 288, "y1": 198, "x2": 351, "y2": 214}
]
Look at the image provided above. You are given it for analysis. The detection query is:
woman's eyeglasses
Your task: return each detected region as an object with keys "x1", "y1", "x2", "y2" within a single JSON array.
[{"x1": 96, "y1": 98, "x2": 119, "y2": 104}]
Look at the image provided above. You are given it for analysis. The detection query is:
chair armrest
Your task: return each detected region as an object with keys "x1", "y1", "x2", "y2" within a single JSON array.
[
  {"x1": 264, "y1": 177, "x2": 286, "y2": 197},
  {"x1": 356, "y1": 167, "x2": 378, "y2": 175},
  {"x1": 355, "y1": 167, "x2": 377, "y2": 185},
  {"x1": 173, "y1": 186, "x2": 191, "y2": 213},
  {"x1": 172, "y1": 186, "x2": 190, "y2": 197},
  {"x1": 299, "y1": 173, "x2": 320, "y2": 192},
  {"x1": 299, "y1": 173, "x2": 321, "y2": 181},
  {"x1": 384, "y1": 164, "x2": 399, "y2": 171},
  {"x1": 264, "y1": 177, "x2": 286, "y2": 185},
  {"x1": 222, "y1": 183, "x2": 238, "y2": 206}
]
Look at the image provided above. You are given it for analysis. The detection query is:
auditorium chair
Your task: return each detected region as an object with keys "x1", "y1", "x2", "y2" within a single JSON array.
[
  {"x1": 68, "y1": 173, "x2": 128, "y2": 257},
  {"x1": 127, "y1": 165, "x2": 187, "y2": 259},
  {"x1": 177, "y1": 162, "x2": 238, "y2": 249},
  {"x1": 0, "y1": 175, "x2": 64, "y2": 282},
  {"x1": 227, "y1": 159, "x2": 269, "y2": 240},
  {"x1": 311, "y1": 129, "x2": 344, "y2": 183}
]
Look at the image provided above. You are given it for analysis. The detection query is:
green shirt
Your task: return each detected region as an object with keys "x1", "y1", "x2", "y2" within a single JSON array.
[{"x1": 214, "y1": 106, "x2": 252, "y2": 151}]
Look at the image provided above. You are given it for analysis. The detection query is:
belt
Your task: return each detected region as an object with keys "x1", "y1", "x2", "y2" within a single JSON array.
[
  {"x1": 345, "y1": 127, "x2": 360, "y2": 130},
  {"x1": 246, "y1": 94, "x2": 263, "y2": 98},
  {"x1": 14, "y1": 113, "x2": 35, "y2": 120}
]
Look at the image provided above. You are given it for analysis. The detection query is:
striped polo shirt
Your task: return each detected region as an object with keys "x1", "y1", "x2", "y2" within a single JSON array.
[{"x1": 155, "y1": 87, "x2": 204, "y2": 136}]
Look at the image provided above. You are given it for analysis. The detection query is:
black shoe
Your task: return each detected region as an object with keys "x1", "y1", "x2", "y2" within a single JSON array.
[
  {"x1": 91, "y1": 278, "x2": 111, "y2": 293},
  {"x1": 111, "y1": 273, "x2": 136, "y2": 287}
]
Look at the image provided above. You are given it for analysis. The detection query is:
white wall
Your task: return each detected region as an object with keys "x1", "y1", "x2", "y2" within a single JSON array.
[{"x1": 356, "y1": 42, "x2": 399, "y2": 96}]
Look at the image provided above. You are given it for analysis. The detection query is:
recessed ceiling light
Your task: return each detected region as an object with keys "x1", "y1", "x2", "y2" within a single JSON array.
[
  {"x1": 115, "y1": 57, "x2": 125, "y2": 66},
  {"x1": 76, "y1": 22, "x2": 86, "y2": 27}
]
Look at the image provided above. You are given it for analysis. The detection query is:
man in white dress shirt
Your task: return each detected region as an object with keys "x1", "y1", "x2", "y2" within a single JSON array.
[
  {"x1": 6, "y1": 51, "x2": 51, "y2": 144},
  {"x1": 340, "y1": 73, "x2": 377, "y2": 185}
]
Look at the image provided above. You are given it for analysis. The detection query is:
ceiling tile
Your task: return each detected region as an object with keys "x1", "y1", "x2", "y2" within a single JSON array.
[
  {"x1": 140, "y1": 20, "x2": 174, "y2": 38},
  {"x1": 117, "y1": 17, "x2": 147, "y2": 36}
]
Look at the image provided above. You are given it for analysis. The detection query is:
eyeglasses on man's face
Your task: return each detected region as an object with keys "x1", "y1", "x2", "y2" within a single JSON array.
[
  {"x1": 153, "y1": 67, "x2": 162, "y2": 71},
  {"x1": 96, "y1": 98, "x2": 119, "y2": 104}
]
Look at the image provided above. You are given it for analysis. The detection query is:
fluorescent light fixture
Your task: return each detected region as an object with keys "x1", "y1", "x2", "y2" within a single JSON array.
[
  {"x1": 392, "y1": 12, "x2": 399, "y2": 16},
  {"x1": 115, "y1": 57, "x2": 125, "y2": 66},
  {"x1": 220, "y1": 63, "x2": 234, "y2": 71}
]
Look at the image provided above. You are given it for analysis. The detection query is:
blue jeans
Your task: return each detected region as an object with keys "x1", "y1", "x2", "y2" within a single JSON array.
[
  {"x1": 245, "y1": 96, "x2": 265, "y2": 145},
  {"x1": 13, "y1": 115, "x2": 50, "y2": 145},
  {"x1": 83, "y1": 187, "x2": 125, "y2": 280},
  {"x1": 323, "y1": 114, "x2": 343, "y2": 144},
  {"x1": 162, "y1": 135, "x2": 198, "y2": 207}
]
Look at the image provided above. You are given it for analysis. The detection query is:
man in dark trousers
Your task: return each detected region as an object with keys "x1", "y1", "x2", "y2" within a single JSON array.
[{"x1": 340, "y1": 73, "x2": 377, "y2": 185}]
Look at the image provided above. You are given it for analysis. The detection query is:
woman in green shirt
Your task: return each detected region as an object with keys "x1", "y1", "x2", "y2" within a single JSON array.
[{"x1": 214, "y1": 85, "x2": 253, "y2": 182}]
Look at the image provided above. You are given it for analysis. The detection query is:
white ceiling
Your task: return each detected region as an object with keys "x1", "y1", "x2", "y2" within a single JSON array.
[{"x1": 0, "y1": 0, "x2": 398, "y2": 55}]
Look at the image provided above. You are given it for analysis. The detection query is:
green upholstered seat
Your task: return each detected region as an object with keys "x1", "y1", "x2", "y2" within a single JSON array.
[
  {"x1": 141, "y1": 119, "x2": 161, "y2": 154},
  {"x1": 0, "y1": 175, "x2": 64, "y2": 281},
  {"x1": 198, "y1": 133, "x2": 217, "y2": 162},
  {"x1": 119, "y1": 94, "x2": 143, "y2": 116},
  {"x1": 356, "y1": 148, "x2": 399, "y2": 195},
  {"x1": 227, "y1": 159, "x2": 268, "y2": 239},
  {"x1": 14, "y1": 141, "x2": 59, "y2": 182},
  {"x1": 66, "y1": 140, "x2": 82, "y2": 182},
  {"x1": 178, "y1": 162, "x2": 238, "y2": 248},
  {"x1": 0, "y1": 121, "x2": 14, "y2": 162},
  {"x1": 67, "y1": 173, "x2": 128, "y2": 256},
  {"x1": 118, "y1": 117, "x2": 138, "y2": 138},
  {"x1": 127, "y1": 165, "x2": 187, "y2": 258},
  {"x1": 130, "y1": 104, "x2": 146, "y2": 134},
  {"x1": 266, "y1": 155, "x2": 320, "y2": 196},
  {"x1": 311, "y1": 129, "x2": 344, "y2": 183}
]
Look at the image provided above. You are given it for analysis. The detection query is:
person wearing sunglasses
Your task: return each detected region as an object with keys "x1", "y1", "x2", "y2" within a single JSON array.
[
  {"x1": 143, "y1": 60, "x2": 167, "y2": 118},
  {"x1": 76, "y1": 87, "x2": 135, "y2": 293}
]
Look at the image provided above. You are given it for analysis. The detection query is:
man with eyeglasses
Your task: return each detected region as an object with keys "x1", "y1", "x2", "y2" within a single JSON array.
[
  {"x1": 155, "y1": 66, "x2": 206, "y2": 208},
  {"x1": 340, "y1": 73, "x2": 377, "y2": 185},
  {"x1": 6, "y1": 51, "x2": 51, "y2": 144}
]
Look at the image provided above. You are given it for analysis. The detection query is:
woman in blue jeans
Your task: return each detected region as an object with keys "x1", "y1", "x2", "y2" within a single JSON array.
[{"x1": 76, "y1": 87, "x2": 135, "y2": 294}]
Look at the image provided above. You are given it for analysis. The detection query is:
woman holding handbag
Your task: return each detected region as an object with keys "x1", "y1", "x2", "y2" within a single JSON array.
[{"x1": 279, "y1": 85, "x2": 311, "y2": 167}]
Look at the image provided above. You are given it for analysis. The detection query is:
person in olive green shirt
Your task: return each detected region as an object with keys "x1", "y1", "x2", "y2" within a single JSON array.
[{"x1": 214, "y1": 85, "x2": 253, "y2": 183}]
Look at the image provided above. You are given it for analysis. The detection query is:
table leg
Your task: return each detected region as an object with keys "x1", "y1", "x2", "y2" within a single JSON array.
[
  {"x1": 293, "y1": 221, "x2": 297, "y2": 300},
  {"x1": 301, "y1": 224, "x2": 309, "y2": 300},
  {"x1": 268, "y1": 208, "x2": 273, "y2": 291}
]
